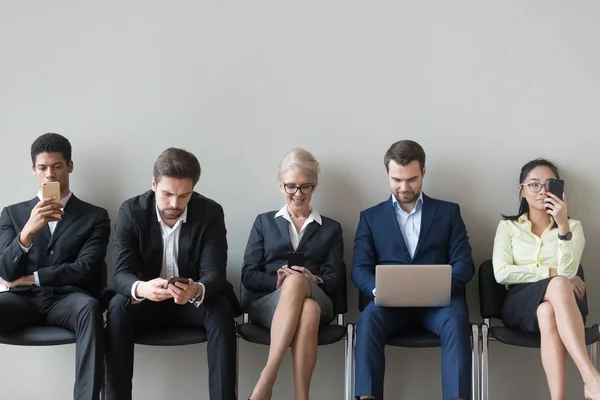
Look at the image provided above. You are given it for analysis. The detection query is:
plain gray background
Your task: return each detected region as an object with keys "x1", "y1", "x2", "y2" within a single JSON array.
[{"x1": 1, "y1": 1, "x2": 599, "y2": 399}]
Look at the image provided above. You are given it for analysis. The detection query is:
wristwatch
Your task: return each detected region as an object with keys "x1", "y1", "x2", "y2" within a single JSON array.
[
  {"x1": 558, "y1": 231, "x2": 573, "y2": 241},
  {"x1": 189, "y1": 283, "x2": 204, "y2": 307}
]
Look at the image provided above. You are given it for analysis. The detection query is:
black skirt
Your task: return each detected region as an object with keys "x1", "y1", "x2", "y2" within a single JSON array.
[{"x1": 502, "y1": 277, "x2": 587, "y2": 333}]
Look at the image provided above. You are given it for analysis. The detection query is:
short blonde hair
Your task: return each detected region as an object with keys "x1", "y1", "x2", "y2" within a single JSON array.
[{"x1": 278, "y1": 148, "x2": 320, "y2": 185}]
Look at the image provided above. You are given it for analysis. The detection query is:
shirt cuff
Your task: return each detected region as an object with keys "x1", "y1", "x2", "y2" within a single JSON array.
[
  {"x1": 131, "y1": 281, "x2": 144, "y2": 303},
  {"x1": 19, "y1": 240, "x2": 32, "y2": 253},
  {"x1": 33, "y1": 271, "x2": 41, "y2": 286},
  {"x1": 372, "y1": 288, "x2": 376, "y2": 297},
  {"x1": 192, "y1": 282, "x2": 206, "y2": 307}
]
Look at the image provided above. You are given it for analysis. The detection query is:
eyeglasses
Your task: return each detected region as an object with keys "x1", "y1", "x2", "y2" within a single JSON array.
[
  {"x1": 282, "y1": 182, "x2": 316, "y2": 195},
  {"x1": 521, "y1": 182, "x2": 551, "y2": 193}
]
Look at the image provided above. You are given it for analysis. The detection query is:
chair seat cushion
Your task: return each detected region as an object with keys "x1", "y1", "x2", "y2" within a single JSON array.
[
  {"x1": 386, "y1": 330, "x2": 441, "y2": 348},
  {"x1": 0, "y1": 326, "x2": 75, "y2": 346},
  {"x1": 238, "y1": 323, "x2": 346, "y2": 346},
  {"x1": 134, "y1": 328, "x2": 207, "y2": 346},
  {"x1": 490, "y1": 325, "x2": 600, "y2": 348}
]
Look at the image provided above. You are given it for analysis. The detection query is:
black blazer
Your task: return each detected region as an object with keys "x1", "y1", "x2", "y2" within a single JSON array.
[
  {"x1": 112, "y1": 190, "x2": 241, "y2": 316},
  {"x1": 0, "y1": 195, "x2": 111, "y2": 298},
  {"x1": 241, "y1": 210, "x2": 344, "y2": 310}
]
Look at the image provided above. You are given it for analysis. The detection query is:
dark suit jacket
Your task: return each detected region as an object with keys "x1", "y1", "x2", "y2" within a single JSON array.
[
  {"x1": 351, "y1": 194, "x2": 474, "y2": 300},
  {"x1": 0, "y1": 195, "x2": 111, "y2": 297},
  {"x1": 241, "y1": 211, "x2": 344, "y2": 310},
  {"x1": 112, "y1": 190, "x2": 241, "y2": 316}
]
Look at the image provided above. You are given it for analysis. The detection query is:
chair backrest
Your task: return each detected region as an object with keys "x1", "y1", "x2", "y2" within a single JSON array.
[
  {"x1": 479, "y1": 259, "x2": 588, "y2": 319},
  {"x1": 240, "y1": 261, "x2": 348, "y2": 316},
  {"x1": 478, "y1": 260, "x2": 507, "y2": 319}
]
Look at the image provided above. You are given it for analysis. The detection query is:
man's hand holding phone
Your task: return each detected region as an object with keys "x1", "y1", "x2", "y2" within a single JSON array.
[
  {"x1": 167, "y1": 277, "x2": 199, "y2": 305},
  {"x1": 19, "y1": 197, "x2": 64, "y2": 248},
  {"x1": 135, "y1": 278, "x2": 172, "y2": 302}
]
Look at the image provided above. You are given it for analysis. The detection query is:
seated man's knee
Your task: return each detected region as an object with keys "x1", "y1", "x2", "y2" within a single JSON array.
[
  {"x1": 107, "y1": 293, "x2": 129, "y2": 317},
  {"x1": 204, "y1": 294, "x2": 235, "y2": 320},
  {"x1": 356, "y1": 303, "x2": 387, "y2": 335}
]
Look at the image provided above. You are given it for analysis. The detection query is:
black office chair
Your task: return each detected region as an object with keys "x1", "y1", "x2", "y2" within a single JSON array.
[
  {"x1": 0, "y1": 260, "x2": 110, "y2": 347},
  {"x1": 237, "y1": 263, "x2": 351, "y2": 399},
  {"x1": 350, "y1": 292, "x2": 480, "y2": 400},
  {"x1": 478, "y1": 259, "x2": 600, "y2": 400}
]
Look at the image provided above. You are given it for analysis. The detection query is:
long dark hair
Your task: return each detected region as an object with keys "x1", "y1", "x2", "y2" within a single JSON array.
[{"x1": 502, "y1": 158, "x2": 560, "y2": 225}]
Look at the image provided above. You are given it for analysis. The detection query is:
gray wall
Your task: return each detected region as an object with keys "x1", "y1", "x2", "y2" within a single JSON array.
[{"x1": 1, "y1": 1, "x2": 599, "y2": 399}]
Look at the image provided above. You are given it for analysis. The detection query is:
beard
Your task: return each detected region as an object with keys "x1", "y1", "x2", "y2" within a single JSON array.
[
  {"x1": 394, "y1": 191, "x2": 420, "y2": 204},
  {"x1": 158, "y1": 207, "x2": 184, "y2": 221}
]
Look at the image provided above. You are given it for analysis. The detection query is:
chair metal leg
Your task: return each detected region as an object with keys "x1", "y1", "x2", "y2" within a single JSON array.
[
  {"x1": 471, "y1": 324, "x2": 480, "y2": 400},
  {"x1": 345, "y1": 323, "x2": 354, "y2": 400},
  {"x1": 480, "y1": 323, "x2": 489, "y2": 400}
]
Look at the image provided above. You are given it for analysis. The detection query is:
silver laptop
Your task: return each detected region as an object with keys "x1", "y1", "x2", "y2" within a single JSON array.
[{"x1": 374, "y1": 264, "x2": 452, "y2": 307}]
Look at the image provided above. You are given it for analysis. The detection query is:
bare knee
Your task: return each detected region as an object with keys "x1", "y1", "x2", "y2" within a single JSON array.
[
  {"x1": 298, "y1": 298, "x2": 321, "y2": 327},
  {"x1": 545, "y1": 276, "x2": 573, "y2": 302},
  {"x1": 281, "y1": 273, "x2": 310, "y2": 296},
  {"x1": 536, "y1": 301, "x2": 556, "y2": 330}
]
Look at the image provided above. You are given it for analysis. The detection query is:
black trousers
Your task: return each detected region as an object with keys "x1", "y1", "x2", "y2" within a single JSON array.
[
  {"x1": 0, "y1": 288, "x2": 104, "y2": 400},
  {"x1": 105, "y1": 293, "x2": 238, "y2": 400}
]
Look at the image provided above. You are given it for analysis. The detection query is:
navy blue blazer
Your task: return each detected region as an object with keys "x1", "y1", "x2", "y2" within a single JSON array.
[
  {"x1": 351, "y1": 194, "x2": 474, "y2": 299},
  {"x1": 241, "y1": 211, "x2": 344, "y2": 310}
]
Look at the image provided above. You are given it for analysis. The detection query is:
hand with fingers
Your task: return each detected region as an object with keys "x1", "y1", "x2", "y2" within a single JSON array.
[
  {"x1": 168, "y1": 278, "x2": 200, "y2": 305},
  {"x1": 135, "y1": 278, "x2": 172, "y2": 302},
  {"x1": 19, "y1": 196, "x2": 64, "y2": 248},
  {"x1": 544, "y1": 191, "x2": 569, "y2": 230}
]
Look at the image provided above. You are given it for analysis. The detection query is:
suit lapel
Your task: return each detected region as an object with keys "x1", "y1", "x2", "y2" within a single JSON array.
[
  {"x1": 149, "y1": 205, "x2": 165, "y2": 277},
  {"x1": 275, "y1": 216, "x2": 293, "y2": 250},
  {"x1": 48, "y1": 196, "x2": 85, "y2": 248},
  {"x1": 296, "y1": 221, "x2": 319, "y2": 251},
  {"x1": 177, "y1": 218, "x2": 191, "y2": 277},
  {"x1": 383, "y1": 198, "x2": 410, "y2": 255},
  {"x1": 413, "y1": 194, "x2": 437, "y2": 259}
]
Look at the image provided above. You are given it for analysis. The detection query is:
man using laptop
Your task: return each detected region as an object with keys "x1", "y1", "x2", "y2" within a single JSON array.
[{"x1": 351, "y1": 140, "x2": 474, "y2": 400}]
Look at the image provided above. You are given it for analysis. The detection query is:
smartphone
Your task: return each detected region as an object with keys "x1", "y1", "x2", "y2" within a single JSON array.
[
  {"x1": 168, "y1": 276, "x2": 190, "y2": 285},
  {"x1": 41, "y1": 181, "x2": 60, "y2": 201},
  {"x1": 287, "y1": 251, "x2": 304, "y2": 271},
  {"x1": 547, "y1": 179, "x2": 565, "y2": 198}
]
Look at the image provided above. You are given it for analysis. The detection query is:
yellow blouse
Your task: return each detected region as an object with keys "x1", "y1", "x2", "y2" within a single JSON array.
[{"x1": 492, "y1": 215, "x2": 585, "y2": 285}]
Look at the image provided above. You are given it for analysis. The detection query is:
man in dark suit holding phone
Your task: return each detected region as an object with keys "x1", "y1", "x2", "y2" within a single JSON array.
[
  {"x1": 0, "y1": 133, "x2": 110, "y2": 400},
  {"x1": 105, "y1": 147, "x2": 241, "y2": 400}
]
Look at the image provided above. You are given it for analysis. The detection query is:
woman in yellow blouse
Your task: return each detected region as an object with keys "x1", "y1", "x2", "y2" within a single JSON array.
[{"x1": 493, "y1": 158, "x2": 600, "y2": 400}]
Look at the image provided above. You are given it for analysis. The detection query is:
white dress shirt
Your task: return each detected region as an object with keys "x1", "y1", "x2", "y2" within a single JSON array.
[
  {"x1": 130, "y1": 205, "x2": 205, "y2": 305},
  {"x1": 392, "y1": 192, "x2": 424, "y2": 259},
  {"x1": 274, "y1": 205, "x2": 322, "y2": 250},
  {"x1": 2, "y1": 191, "x2": 74, "y2": 292}
]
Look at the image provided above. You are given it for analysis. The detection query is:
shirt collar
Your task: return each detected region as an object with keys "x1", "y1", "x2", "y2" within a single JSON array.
[
  {"x1": 155, "y1": 202, "x2": 188, "y2": 226},
  {"x1": 518, "y1": 213, "x2": 555, "y2": 225},
  {"x1": 274, "y1": 205, "x2": 322, "y2": 225},
  {"x1": 391, "y1": 191, "x2": 423, "y2": 214},
  {"x1": 37, "y1": 190, "x2": 73, "y2": 207}
]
